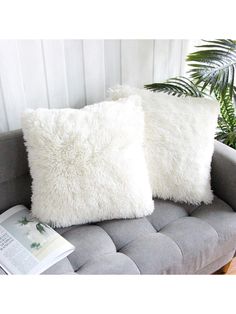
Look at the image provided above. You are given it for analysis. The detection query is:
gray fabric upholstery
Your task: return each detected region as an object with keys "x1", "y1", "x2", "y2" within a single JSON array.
[
  {"x1": 146, "y1": 199, "x2": 197, "y2": 230},
  {"x1": 0, "y1": 175, "x2": 31, "y2": 214},
  {"x1": 0, "y1": 130, "x2": 236, "y2": 274},
  {"x1": 0, "y1": 130, "x2": 31, "y2": 213},
  {"x1": 77, "y1": 253, "x2": 140, "y2": 275},
  {"x1": 98, "y1": 218, "x2": 156, "y2": 250},
  {"x1": 196, "y1": 250, "x2": 235, "y2": 275},
  {"x1": 43, "y1": 257, "x2": 75, "y2": 275},
  {"x1": 119, "y1": 232, "x2": 183, "y2": 274},
  {"x1": 161, "y1": 217, "x2": 219, "y2": 273},
  {"x1": 62, "y1": 225, "x2": 117, "y2": 271},
  {"x1": 50, "y1": 196, "x2": 236, "y2": 275},
  {"x1": 193, "y1": 198, "x2": 236, "y2": 246},
  {"x1": 211, "y1": 140, "x2": 236, "y2": 211},
  {"x1": 0, "y1": 130, "x2": 28, "y2": 182}
]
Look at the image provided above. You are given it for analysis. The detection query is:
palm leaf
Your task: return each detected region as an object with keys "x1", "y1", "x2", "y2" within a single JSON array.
[
  {"x1": 215, "y1": 87, "x2": 236, "y2": 148},
  {"x1": 145, "y1": 77, "x2": 204, "y2": 97},
  {"x1": 215, "y1": 88, "x2": 236, "y2": 129},
  {"x1": 187, "y1": 39, "x2": 236, "y2": 99},
  {"x1": 36, "y1": 223, "x2": 46, "y2": 234},
  {"x1": 144, "y1": 39, "x2": 236, "y2": 150},
  {"x1": 18, "y1": 217, "x2": 34, "y2": 225}
]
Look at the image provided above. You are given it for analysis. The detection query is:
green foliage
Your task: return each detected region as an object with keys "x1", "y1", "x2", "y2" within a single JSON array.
[
  {"x1": 187, "y1": 39, "x2": 236, "y2": 99},
  {"x1": 18, "y1": 217, "x2": 49, "y2": 234},
  {"x1": 36, "y1": 223, "x2": 46, "y2": 234},
  {"x1": 215, "y1": 89, "x2": 236, "y2": 149},
  {"x1": 31, "y1": 242, "x2": 41, "y2": 250},
  {"x1": 144, "y1": 39, "x2": 236, "y2": 150},
  {"x1": 18, "y1": 217, "x2": 33, "y2": 225},
  {"x1": 145, "y1": 77, "x2": 205, "y2": 97}
]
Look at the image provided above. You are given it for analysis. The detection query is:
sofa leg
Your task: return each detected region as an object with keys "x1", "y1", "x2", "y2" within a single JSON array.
[
  {"x1": 221, "y1": 258, "x2": 236, "y2": 274},
  {"x1": 213, "y1": 258, "x2": 236, "y2": 274}
]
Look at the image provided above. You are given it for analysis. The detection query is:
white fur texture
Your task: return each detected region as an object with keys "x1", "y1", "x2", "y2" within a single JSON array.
[
  {"x1": 22, "y1": 96, "x2": 154, "y2": 227},
  {"x1": 108, "y1": 86, "x2": 220, "y2": 205}
]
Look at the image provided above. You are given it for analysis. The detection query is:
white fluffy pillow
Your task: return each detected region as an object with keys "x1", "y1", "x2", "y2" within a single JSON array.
[
  {"x1": 108, "y1": 86, "x2": 220, "y2": 205},
  {"x1": 22, "y1": 96, "x2": 154, "y2": 227}
]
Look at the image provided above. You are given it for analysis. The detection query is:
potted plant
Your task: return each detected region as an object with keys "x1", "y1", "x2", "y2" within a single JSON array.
[{"x1": 145, "y1": 39, "x2": 236, "y2": 149}]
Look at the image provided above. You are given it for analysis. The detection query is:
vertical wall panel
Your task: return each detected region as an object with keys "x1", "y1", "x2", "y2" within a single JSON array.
[
  {"x1": 0, "y1": 40, "x2": 27, "y2": 130},
  {"x1": 17, "y1": 40, "x2": 49, "y2": 109},
  {"x1": 180, "y1": 40, "x2": 189, "y2": 76},
  {"x1": 104, "y1": 40, "x2": 121, "y2": 93},
  {"x1": 154, "y1": 39, "x2": 191, "y2": 82},
  {"x1": 168, "y1": 40, "x2": 183, "y2": 77},
  {"x1": 0, "y1": 39, "x2": 195, "y2": 133},
  {"x1": 182, "y1": 39, "x2": 202, "y2": 75},
  {"x1": 64, "y1": 40, "x2": 85, "y2": 108},
  {"x1": 121, "y1": 40, "x2": 154, "y2": 87},
  {"x1": 153, "y1": 40, "x2": 170, "y2": 82},
  {"x1": 83, "y1": 40, "x2": 105, "y2": 105},
  {"x1": 0, "y1": 86, "x2": 8, "y2": 132},
  {"x1": 42, "y1": 40, "x2": 69, "y2": 108}
]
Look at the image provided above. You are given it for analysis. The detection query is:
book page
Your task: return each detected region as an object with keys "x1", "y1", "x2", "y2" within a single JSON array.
[
  {"x1": 0, "y1": 226, "x2": 38, "y2": 274},
  {"x1": 0, "y1": 205, "x2": 74, "y2": 274}
]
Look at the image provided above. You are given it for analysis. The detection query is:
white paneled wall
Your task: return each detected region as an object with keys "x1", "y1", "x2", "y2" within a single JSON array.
[
  {"x1": 0, "y1": 39, "x2": 195, "y2": 132},
  {"x1": 121, "y1": 40, "x2": 154, "y2": 87}
]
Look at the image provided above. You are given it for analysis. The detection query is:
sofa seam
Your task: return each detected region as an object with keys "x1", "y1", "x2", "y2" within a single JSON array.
[
  {"x1": 115, "y1": 252, "x2": 141, "y2": 274},
  {"x1": 116, "y1": 230, "x2": 158, "y2": 252},
  {"x1": 72, "y1": 250, "x2": 116, "y2": 273},
  {"x1": 189, "y1": 203, "x2": 206, "y2": 216},
  {"x1": 95, "y1": 221, "x2": 158, "y2": 252},
  {"x1": 157, "y1": 232, "x2": 184, "y2": 260},
  {"x1": 119, "y1": 232, "x2": 184, "y2": 274},
  {"x1": 119, "y1": 231, "x2": 184, "y2": 264},
  {"x1": 189, "y1": 216, "x2": 220, "y2": 243},
  {"x1": 75, "y1": 251, "x2": 141, "y2": 274},
  {"x1": 147, "y1": 213, "x2": 188, "y2": 233},
  {"x1": 161, "y1": 216, "x2": 221, "y2": 273},
  {"x1": 94, "y1": 223, "x2": 119, "y2": 251}
]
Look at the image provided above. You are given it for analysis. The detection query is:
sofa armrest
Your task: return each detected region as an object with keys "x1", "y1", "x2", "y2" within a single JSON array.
[{"x1": 211, "y1": 140, "x2": 236, "y2": 211}]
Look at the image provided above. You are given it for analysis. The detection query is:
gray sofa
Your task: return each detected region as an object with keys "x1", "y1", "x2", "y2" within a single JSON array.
[{"x1": 0, "y1": 130, "x2": 236, "y2": 274}]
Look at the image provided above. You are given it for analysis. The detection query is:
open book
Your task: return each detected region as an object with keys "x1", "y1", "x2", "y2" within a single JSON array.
[{"x1": 0, "y1": 205, "x2": 75, "y2": 274}]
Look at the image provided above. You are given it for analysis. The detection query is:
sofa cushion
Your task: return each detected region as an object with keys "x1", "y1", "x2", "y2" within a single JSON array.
[
  {"x1": 191, "y1": 197, "x2": 236, "y2": 255},
  {"x1": 98, "y1": 218, "x2": 156, "y2": 251},
  {"x1": 146, "y1": 198, "x2": 197, "y2": 231},
  {"x1": 62, "y1": 225, "x2": 117, "y2": 271},
  {"x1": 46, "y1": 196, "x2": 236, "y2": 275},
  {"x1": 43, "y1": 257, "x2": 75, "y2": 275},
  {"x1": 192, "y1": 197, "x2": 236, "y2": 244},
  {"x1": 119, "y1": 233, "x2": 183, "y2": 274},
  {"x1": 160, "y1": 217, "x2": 218, "y2": 273},
  {"x1": 77, "y1": 253, "x2": 140, "y2": 275}
]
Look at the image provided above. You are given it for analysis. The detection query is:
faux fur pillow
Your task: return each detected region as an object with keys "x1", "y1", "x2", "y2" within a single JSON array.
[
  {"x1": 22, "y1": 96, "x2": 154, "y2": 227},
  {"x1": 108, "y1": 86, "x2": 220, "y2": 205}
]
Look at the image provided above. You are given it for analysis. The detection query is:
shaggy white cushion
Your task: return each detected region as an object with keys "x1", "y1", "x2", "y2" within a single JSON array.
[
  {"x1": 22, "y1": 96, "x2": 154, "y2": 227},
  {"x1": 108, "y1": 86, "x2": 220, "y2": 205}
]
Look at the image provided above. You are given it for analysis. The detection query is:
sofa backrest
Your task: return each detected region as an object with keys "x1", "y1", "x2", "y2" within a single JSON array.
[
  {"x1": 0, "y1": 129, "x2": 222, "y2": 215},
  {"x1": 0, "y1": 130, "x2": 31, "y2": 214}
]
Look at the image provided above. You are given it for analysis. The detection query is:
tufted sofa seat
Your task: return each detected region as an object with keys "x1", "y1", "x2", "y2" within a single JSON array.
[
  {"x1": 0, "y1": 130, "x2": 236, "y2": 274},
  {"x1": 42, "y1": 196, "x2": 236, "y2": 274}
]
